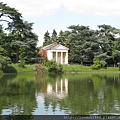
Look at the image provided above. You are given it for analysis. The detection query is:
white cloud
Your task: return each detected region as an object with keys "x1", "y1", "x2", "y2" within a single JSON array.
[
  {"x1": 3, "y1": 0, "x2": 62, "y2": 16},
  {"x1": 63, "y1": 0, "x2": 120, "y2": 16},
  {"x1": 2, "y1": 0, "x2": 120, "y2": 16}
]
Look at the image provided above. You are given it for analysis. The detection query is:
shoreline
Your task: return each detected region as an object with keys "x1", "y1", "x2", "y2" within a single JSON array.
[
  {"x1": 2, "y1": 72, "x2": 36, "y2": 75},
  {"x1": 1, "y1": 71, "x2": 120, "y2": 75}
]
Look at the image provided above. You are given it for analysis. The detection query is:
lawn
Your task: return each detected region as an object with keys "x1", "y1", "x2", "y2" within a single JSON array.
[
  {"x1": 62, "y1": 65, "x2": 120, "y2": 73},
  {"x1": 1, "y1": 64, "x2": 120, "y2": 74},
  {"x1": 3, "y1": 64, "x2": 35, "y2": 73}
]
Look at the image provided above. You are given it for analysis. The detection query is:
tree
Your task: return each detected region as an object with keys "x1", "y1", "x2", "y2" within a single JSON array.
[
  {"x1": 51, "y1": 29, "x2": 57, "y2": 42},
  {"x1": 97, "y1": 24, "x2": 120, "y2": 66},
  {"x1": 64, "y1": 25, "x2": 97, "y2": 64},
  {"x1": 0, "y1": 2, "x2": 39, "y2": 64},
  {"x1": 43, "y1": 30, "x2": 51, "y2": 46},
  {"x1": 0, "y1": 2, "x2": 24, "y2": 31},
  {"x1": 42, "y1": 24, "x2": 120, "y2": 66},
  {"x1": 56, "y1": 30, "x2": 66, "y2": 45},
  {"x1": 8, "y1": 21, "x2": 38, "y2": 63}
]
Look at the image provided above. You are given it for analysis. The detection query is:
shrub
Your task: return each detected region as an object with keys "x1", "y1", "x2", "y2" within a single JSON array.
[
  {"x1": 34, "y1": 64, "x2": 47, "y2": 74},
  {"x1": 92, "y1": 64, "x2": 101, "y2": 70},
  {"x1": 92, "y1": 58, "x2": 107, "y2": 70},
  {"x1": 92, "y1": 58, "x2": 101, "y2": 70},
  {"x1": 0, "y1": 55, "x2": 11, "y2": 70},
  {"x1": 42, "y1": 60, "x2": 63, "y2": 73},
  {"x1": 18, "y1": 60, "x2": 25, "y2": 68},
  {"x1": 100, "y1": 61, "x2": 107, "y2": 68},
  {"x1": 57, "y1": 63, "x2": 63, "y2": 73},
  {"x1": 117, "y1": 62, "x2": 120, "y2": 71}
]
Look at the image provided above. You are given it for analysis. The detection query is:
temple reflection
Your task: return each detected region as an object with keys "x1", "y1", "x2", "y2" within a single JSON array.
[{"x1": 40, "y1": 78, "x2": 68, "y2": 99}]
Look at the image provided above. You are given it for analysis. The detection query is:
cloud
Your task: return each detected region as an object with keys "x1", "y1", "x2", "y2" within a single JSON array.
[
  {"x1": 3, "y1": 0, "x2": 120, "y2": 16},
  {"x1": 3, "y1": 0, "x2": 62, "y2": 16},
  {"x1": 63, "y1": 0, "x2": 120, "y2": 16}
]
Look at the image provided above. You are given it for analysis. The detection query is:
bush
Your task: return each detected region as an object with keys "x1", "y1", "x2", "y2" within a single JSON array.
[
  {"x1": 92, "y1": 58, "x2": 107, "y2": 70},
  {"x1": 92, "y1": 58, "x2": 101, "y2": 70},
  {"x1": 42, "y1": 60, "x2": 63, "y2": 73},
  {"x1": 57, "y1": 63, "x2": 63, "y2": 73},
  {"x1": 3, "y1": 65, "x2": 17, "y2": 73},
  {"x1": 100, "y1": 61, "x2": 107, "y2": 68},
  {"x1": 0, "y1": 56, "x2": 11, "y2": 70},
  {"x1": 34, "y1": 64, "x2": 47, "y2": 74},
  {"x1": 117, "y1": 62, "x2": 120, "y2": 71},
  {"x1": 92, "y1": 64, "x2": 101, "y2": 70},
  {"x1": 18, "y1": 60, "x2": 25, "y2": 68}
]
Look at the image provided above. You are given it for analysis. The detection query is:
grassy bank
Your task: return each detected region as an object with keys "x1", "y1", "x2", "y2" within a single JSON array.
[
  {"x1": 2, "y1": 64, "x2": 35, "y2": 74},
  {"x1": 62, "y1": 65, "x2": 120, "y2": 73},
  {"x1": 1, "y1": 64, "x2": 120, "y2": 74}
]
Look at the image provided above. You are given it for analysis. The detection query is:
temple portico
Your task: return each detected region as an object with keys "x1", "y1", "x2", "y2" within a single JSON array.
[{"x1": 39, "y1": 43, "x2": 69, "y2": 65}]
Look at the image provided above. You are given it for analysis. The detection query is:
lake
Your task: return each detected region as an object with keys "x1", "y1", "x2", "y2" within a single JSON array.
[{"x1": 0, "y1": 73, "x2": 120, "y2": 115}]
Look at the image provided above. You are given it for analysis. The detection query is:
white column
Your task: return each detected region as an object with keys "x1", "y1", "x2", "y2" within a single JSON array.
[
  {"x1": 65, "y1": 52, "x2": 68, "y2": 64},
  {"x1": 56, "y1": 51, "x2": 58, "y2": 63},
  {"x1": 61, "y1": 52, "x2": 63, "y2": 64}
]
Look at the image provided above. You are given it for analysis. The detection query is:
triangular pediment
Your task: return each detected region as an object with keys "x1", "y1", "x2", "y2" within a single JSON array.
[
  {"x1": 41, "y1": 43, "x2": 69, "y2": 50},
  {"x1": 52, "y1": 44, "x2": 69, "y2": 50}
]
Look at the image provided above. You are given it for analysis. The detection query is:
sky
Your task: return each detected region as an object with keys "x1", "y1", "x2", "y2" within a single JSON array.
[{"x1": 2, "y1": 0, "x2": 120, "y2": 46}]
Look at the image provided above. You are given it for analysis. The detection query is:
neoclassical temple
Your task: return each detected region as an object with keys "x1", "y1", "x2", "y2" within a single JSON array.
[{"x1": 39, "y1": 43, "x2": 69, "y2": 64}]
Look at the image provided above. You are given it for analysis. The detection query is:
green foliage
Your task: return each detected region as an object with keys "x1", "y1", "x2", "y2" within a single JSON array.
[
  {"x1": 57, "y1": 63, "x2": 63, "y2": 73},
  {"x1": 2, "y1": 65, "x2": 17, "y2": 73},
  {"x1": 3, "y1": 64, "x2": 35, "y2": 73},
  {"x1": 92, "y1": 58, "x2": 101, "y2": 70},
  {"x1": 0, "y1": 2, "x2": 24, "y2": 30},
  {"x1": 42, "y1": 60, "x2": 57, "y2": 72},
  {"x1": 92, "y1": 58, "x2": 107, "y2": 70},
  {"x1": 42, "y1": 60, "x2": 63, "y2": 73},
  {"x1": 18, "y1": 60, "x2": 25, "y2": 68},
  {"x1": 42, "y1": 24, "x2": 120, "y2": 66},
  {"x1": 34, "y1": 64, "x2": 47, "y2": 74},
  {"x1": 117, "y1": 62, "x2": 120, "y2": 71},
  {"x1": 0, "y1": 3, "x2": 38, "y2": 64},
  {"x1": 0, "y1": 46, "x2": 11, "y2": 70},
  {"x1": 0, "y1": 70, "x2": 3, "y2": 74},
  {"x1": 100, "y1": 61, "x2": 107, "y2": 68}
]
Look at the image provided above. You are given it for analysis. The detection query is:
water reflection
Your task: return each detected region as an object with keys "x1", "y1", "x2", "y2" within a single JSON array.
[
  {"x1": 0, "y1": 74, "x2": 120, "y2": 115},
  {"x1": 44, "y1": 79, "x2": 68, "y2": 99},
  {"x1": 38, "y1": 74, "x2": 120, "y2": 115},
  {"x1": 0, "y1": 74, "x2": 38, "y2": 115}
]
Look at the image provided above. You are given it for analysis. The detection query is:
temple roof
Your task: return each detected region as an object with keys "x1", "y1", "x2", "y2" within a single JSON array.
[{"x1": 41, "y1": 42, "x2": 69, "y2": 50}]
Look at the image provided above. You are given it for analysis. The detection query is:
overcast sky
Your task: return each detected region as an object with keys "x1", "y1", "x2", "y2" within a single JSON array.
[{"x1": 2, "y1": 0, "x2": 120, "y2": 46}]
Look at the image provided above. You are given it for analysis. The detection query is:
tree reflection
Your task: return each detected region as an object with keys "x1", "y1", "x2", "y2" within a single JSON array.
[
  {"x1": 0, "y1": 74, "x2": 38, "y2": 115},
  {"x1": 41, "y1": 74, "x2": 120, "y2": 115}
]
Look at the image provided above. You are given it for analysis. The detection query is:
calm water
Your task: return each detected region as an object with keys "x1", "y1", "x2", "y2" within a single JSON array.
[{"x1": 0, "y1": 73, "x2": 120, "y2": 115}]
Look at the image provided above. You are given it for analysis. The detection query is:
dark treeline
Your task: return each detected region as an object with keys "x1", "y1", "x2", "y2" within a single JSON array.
[{"x1": 43, "y1": 25, "x2": 120, "y2": 66}]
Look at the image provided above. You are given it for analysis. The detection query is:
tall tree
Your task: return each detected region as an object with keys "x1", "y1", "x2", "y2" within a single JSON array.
[
  {"x1": 65, "y1": 25, "x2": 97, "y2": 64},
  {"x1": 97, "y1": 24, "x2": 120, "y2": 66},
  {"x1": 8, "y1": 21, "x2": 38, "y2": 63},
  {"x1": 0, "y1": 2, "x2": 24, "y2": 30},
  {"x1": 43, "y1": 30, "x2": 51, "y2": 46},
  {"x1": 0, "y1": 2, "x2": 39, "y2": 64},
  {"x1": 51, "y1": 29, "x2": 57, "y2": 42}
]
